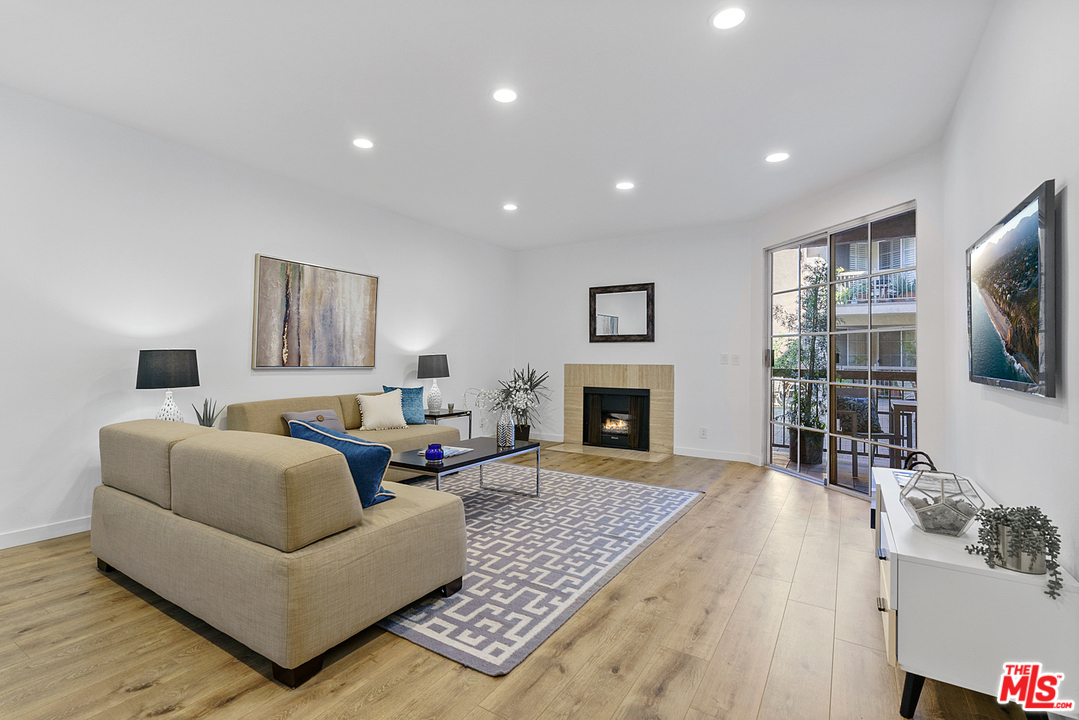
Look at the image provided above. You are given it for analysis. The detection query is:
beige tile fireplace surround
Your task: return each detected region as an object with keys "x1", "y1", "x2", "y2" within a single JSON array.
[{"x1": 548, "y1": 364, "x2": 673, "y2": 463}]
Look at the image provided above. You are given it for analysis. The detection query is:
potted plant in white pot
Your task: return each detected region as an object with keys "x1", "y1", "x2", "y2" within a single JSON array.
[{"x1": 965, "y1": 505, "x2": 1063, "y2": 599}]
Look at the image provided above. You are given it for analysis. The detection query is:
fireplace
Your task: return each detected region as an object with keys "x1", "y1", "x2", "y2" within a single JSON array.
[{"x1": 583, "y1": 386, "x2": 649, "y2": 452}]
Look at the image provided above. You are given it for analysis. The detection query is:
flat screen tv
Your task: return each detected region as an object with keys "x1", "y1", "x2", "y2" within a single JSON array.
[{"x1": 967, "y1": 180, "x2": 1056, "y2": 397}]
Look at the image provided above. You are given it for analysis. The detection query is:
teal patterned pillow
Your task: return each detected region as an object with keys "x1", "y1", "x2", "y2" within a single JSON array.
[{"x1": 382, "y1": 385, "x2": 427, "y2": 425}]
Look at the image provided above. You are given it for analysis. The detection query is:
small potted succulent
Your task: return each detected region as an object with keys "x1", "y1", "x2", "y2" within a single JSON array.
[
  {"x1": 193, "y1": 398, "x2": 224, "y2": 428},
  {"x1": 965, "y1": 506, "x2": 1063, "y2": 599}
]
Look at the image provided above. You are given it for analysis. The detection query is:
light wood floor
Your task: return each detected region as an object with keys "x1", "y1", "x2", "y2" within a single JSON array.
[{"x1": 0, "y1": 446, "x2": 1026, "y2": 720}]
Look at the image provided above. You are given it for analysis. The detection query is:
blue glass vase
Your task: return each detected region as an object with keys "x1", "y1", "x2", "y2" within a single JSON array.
[{"x1": 425, "y1": 443, "x2": 444, "y2": 462}]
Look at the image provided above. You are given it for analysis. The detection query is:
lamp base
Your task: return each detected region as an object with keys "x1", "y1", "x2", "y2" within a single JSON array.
[
  {"x1": 156, "y1": 391, "x2": 185, "y2": 422},
  {"x1": 427, "y1": 379, "x2": 442, "y2": 413}
]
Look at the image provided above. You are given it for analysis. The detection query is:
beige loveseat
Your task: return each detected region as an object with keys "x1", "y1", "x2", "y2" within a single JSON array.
[
  {"x1": 226, "y1": 392, "x2": 460, "y2": 482},
  {"x1": 90, "y1": 419, "x2": 466, "y2": 687}
]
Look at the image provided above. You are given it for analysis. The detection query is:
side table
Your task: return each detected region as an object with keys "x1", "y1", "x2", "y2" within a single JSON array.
[{"x1": 425, "y1": 408, "x2": 472, "y2": 439}]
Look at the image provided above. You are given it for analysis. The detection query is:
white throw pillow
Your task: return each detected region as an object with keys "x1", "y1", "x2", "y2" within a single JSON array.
[{"x1": 356, "y1": 390, "x2": 408, "y2": 431}]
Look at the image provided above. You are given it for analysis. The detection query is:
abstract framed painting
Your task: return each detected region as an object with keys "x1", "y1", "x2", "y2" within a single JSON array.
[{"x1": 252, "y1": 255, "x2": 378, "y2": 369}]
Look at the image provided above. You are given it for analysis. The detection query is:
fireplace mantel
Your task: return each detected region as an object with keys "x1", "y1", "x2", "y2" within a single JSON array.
[{"x1": 553, "y1": 364, "x2": 673, "y2": 462}]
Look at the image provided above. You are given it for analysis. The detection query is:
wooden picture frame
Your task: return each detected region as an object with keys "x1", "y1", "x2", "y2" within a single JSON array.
[
  {"x1": 252, "y1": 254, "x2": 378, "y2": 368},
  {"x1": 589, "y1": 283, "x2": 654, "y2": 343}
]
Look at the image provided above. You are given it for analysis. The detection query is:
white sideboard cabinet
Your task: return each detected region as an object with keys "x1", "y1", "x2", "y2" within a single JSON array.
[{"x1": 873, "y1": 468, "x2": 1079, "y2": 719}]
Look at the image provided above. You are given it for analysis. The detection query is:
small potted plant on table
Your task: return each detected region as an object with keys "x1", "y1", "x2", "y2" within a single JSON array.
[{"x1": 965, "y1": 505, "x2": 1063, "y2": 599}]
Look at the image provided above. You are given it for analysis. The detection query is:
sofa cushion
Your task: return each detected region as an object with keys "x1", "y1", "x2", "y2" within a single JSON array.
[
  {"x1": 99, "y1": 419, "x2": 217, "y2": 509},
  {"x1": 336, "y1": 394, "x2": 364, "y2": 429},
  {"x1": 357, "y1": 390, "x2": 407, "y2": 431},
  {"x1": 382, "y1": 385, "x2": 427, "y2": 425},
  {"x1": 348, "y1": 423, "x2": 460, "y2": 454},
  {"x1": 281, "y1": 409, "x2": 346, "y2": 433},
  {"x1": 287, "y1": 421, "x2": 395, "y2": 508},
  {"x1": 170, "y1": 430, "x2": 363, "y2": 552},
  {"x1": 226, "y1": 396, "x2": 346, "y2": 435}
]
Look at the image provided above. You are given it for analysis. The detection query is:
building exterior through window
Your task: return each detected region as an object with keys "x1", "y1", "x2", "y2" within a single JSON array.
[{"x1": 768, "y1": 204, "x2": 917, "y2": 494}]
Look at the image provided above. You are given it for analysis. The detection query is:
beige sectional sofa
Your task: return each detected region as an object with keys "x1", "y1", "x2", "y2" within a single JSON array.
[
  {"x1": 90, "y1": 418, "x2": 467, "y2": 687},
  {"x1": 225, "y1": 392, "x2": 461, "y2": 482}
]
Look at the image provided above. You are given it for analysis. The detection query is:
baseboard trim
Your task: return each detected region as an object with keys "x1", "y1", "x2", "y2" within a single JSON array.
[
  {"x1": 674, "y1": 446, "x2": 762, "y2": 465},
  {"x1": 0, "y1": 516, "x2": 91, "y2": 550},
  {"x1": 530, "y1": 432, "x2": 563, "y2": 443}
]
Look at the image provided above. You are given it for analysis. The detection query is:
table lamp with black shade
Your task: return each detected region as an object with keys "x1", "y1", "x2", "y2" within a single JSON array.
[
  {"x1": 136, "y1": 349, "x2": 200, "y2": 422},
  {"x1": 417, "y1": 354, "x2": 449, "y2": 413}
]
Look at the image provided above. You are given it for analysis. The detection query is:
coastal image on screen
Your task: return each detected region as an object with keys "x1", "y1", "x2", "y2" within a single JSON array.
[{"x1": 969, "y1": 198, "x2": 1040, "y2": 384}]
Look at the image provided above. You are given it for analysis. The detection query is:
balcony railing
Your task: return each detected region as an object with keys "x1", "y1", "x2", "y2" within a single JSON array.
[{"x1": 835, "y1": 273, "x2": 916, "y2": 306}]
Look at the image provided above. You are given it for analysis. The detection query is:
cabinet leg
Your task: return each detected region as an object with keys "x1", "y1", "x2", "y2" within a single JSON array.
[{"x1": 900, "y1": 672, "x2": 925, "y2": 718}]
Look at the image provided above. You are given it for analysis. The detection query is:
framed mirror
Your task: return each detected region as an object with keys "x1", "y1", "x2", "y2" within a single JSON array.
[{"x1": 589, "y1": 283, "x2": 654, "y2": 342}]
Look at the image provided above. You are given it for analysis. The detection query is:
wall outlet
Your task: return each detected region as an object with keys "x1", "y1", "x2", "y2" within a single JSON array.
[
  {"x1": 731, "y1": 353, "x2": 741, "y2": 366},
  {"x1": 699, "y1": 427, "x2": 708, "y2": 439},
  {"x1": 720, "y1": 353, "x2": 729, "y2": 365}
]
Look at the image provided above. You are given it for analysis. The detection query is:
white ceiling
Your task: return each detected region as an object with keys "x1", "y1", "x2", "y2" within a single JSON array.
[{"x1": 0, "y1": 0, "x2": 995, "y2": 249}]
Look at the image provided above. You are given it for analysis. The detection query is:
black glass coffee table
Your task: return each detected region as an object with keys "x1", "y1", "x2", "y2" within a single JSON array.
[{"x1": 388, "y1": 437, "x2": 541, "y2": 497}]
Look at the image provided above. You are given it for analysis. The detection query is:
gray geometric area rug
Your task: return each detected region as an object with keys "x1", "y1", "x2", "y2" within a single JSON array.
[{"x1": 377, "y1": 462, "x2": 702, "y2": 675}]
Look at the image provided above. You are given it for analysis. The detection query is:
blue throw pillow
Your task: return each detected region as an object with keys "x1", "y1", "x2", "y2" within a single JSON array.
[
  {"x1": 287, "y1": 420, "x2": 396, "y2": 508},
  {"x1": 382, "y1": 385, "x2": 427, "y2": 425}
]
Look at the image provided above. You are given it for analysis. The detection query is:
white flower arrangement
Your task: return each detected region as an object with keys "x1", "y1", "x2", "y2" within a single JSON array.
[{"x1": 473, "y1": 366, "x2": 550, "y2": 427}]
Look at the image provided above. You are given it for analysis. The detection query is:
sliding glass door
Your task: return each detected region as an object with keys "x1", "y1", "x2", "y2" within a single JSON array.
[{"x1": 768, "y1": 206, "x2": 917, "y2": 494}]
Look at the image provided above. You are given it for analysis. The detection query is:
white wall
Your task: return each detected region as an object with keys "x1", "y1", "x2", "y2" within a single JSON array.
[
  {"x1": 940, "y1": 0, "x2": 1079, "y2": 578},
  {"x1": 0, "y1": 85, "x2": 515, "y2": 549},
  {"x1": 512, "y1": 144, "x2": 946, "y2": 467},
  {"x1": 513, "y1": 222, "x2": 760, "y2": 463}
]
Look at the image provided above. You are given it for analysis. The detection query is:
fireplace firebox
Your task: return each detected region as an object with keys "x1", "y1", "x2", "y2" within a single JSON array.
[{"x1": 583, "y1": 386, "x2": 649, "y2": 452}]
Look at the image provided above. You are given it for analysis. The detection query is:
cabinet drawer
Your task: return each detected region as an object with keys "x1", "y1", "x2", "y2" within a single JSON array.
[
  {"x1": 877, "y1": 511, "x2": 898, "y2": 608},
  {"x1": 878, "y1": 560, "x2": 897, "y2": 666}
]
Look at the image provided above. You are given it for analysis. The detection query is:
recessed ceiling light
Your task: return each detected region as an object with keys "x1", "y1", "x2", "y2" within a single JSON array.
[
  {"x1": 711, "y1": 7, "x2": 746, "y2": 29},
  {"x1": 766, "y1": 152, "x2": 790, "y2": 163},
  {"x1": 615, "y1": 181, "x2": 635, "y2": 190},
  {"x1": 503, "y1": 203, "x2": 518, "y2": 211},
  {"x1": 352, "y1": 138, "x2": 374, "y2": 149},
  {"x1": 492, "y1": 88, "x2": 517, "y2": 103}
]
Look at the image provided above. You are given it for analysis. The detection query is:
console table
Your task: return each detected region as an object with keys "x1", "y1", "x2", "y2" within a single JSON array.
[{"x1": 873, "y1": 468, "x2": 1078, "y2": 718}]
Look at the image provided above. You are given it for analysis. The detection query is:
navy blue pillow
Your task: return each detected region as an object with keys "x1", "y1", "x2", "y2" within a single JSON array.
[
  {"x1": 287, "y1": 420, "x2": 395, "y2": 508},
  {"x1": 382, "y1": 385, "x2": 427, "y2": 425}
]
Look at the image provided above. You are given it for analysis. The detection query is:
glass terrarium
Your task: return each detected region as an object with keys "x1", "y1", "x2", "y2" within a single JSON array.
[{"x1": 900, "y1": 471, "x2": 984, "y2": 536}]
